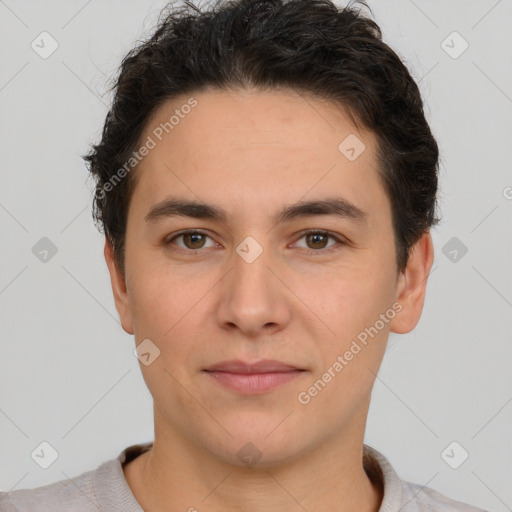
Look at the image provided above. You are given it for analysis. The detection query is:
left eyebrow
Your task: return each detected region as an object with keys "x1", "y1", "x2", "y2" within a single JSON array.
[
  {"x1": 275, "y1": 197, "x2": 368, "y2": 225},
  {"x1": 144, "y1": 196, "x2": 369, "y2": 225}
]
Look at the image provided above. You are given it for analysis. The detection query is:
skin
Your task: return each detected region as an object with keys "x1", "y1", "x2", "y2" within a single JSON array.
[{"x1": 105, "y1": 87, "x2": 434, "y2": 512}]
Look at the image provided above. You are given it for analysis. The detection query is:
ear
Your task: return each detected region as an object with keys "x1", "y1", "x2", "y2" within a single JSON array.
[
  {"x1": 104, "y1": 238, "x2": 134, "y2": 335},
  {"x1": 389, "y1": 231, "x2": 435, "y2": 334}
]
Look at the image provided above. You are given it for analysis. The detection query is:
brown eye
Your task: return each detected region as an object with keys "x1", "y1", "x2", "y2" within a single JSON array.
[
  {"x1": 182, "y1": 232, "x2": 207, "y2": 249},
  {"x1": 165, "y1": 230, "x2": 216, "y2": 252},
  {"x1": 293, "y1": 230, "x2": 345, "y2": 253},
  {"x1": 306, "y1": 232, "x2": 330, "y2": 249}
]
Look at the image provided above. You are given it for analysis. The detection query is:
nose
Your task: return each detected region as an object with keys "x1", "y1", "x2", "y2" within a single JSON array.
[{"x1": 216, "y1": 242, "x2": 292, "y2": 337}]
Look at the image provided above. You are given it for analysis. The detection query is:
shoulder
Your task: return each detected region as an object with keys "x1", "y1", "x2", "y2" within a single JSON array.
[
  {"x1": 363, "y1": 444, "x2": 488, "y2": 512},
  {"x1": 401, "y1": 480, "x2": 490, "y2": 511},
  {"x1": 0, "y1": 464, "x2": 104, "y2": 512},
  {"x1": 0, "y1": 443, "x2": 150, "y2": 512}
]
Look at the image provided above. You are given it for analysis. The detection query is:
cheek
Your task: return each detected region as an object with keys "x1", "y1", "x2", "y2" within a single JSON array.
[
  {"x1": 128, "y1": 266, "x2": 194, "y2": 343},
  {"x1": 294, "y1": 266, "x2": 387, "y2": 334},
  {"x1": 128, "y1": 265, "x2": 217, "y2": 370},
  {"x1": 295, "y1": 265, "x2": 394, "y2": 372},
  {"x1": 297, "y1": 281, "x2": 392, "y2": 419},
  {"x1": 129, "y1": 272, "x2": 206, "y2": 402}
]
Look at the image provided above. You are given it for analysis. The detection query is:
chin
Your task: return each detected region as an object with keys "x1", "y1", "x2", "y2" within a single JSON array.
[{"x1": 196, "y1": 423, "x2": 311, "y2": 470}]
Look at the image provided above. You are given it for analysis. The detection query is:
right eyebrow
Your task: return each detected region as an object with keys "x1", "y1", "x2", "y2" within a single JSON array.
[{"x1": 145, "y1": 198, "x2": 229, "y2": 224}]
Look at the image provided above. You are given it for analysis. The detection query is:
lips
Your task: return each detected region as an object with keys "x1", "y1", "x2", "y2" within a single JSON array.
[
  {"x1": 204, "y1": 359, "x2": 303, "y2": 374},
  {"x1": 203, "y1": 359, "x2": 306, "y2": 394}
]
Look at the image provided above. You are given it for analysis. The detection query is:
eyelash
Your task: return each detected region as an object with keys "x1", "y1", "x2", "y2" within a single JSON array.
[{"x1": 164, "y1": 229, "x2": 346, "y2": 255}]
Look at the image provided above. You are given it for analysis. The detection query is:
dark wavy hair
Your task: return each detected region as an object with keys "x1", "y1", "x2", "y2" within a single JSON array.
[{"x1": 83, "y1": 0, "x2": 440, "y2": 277}]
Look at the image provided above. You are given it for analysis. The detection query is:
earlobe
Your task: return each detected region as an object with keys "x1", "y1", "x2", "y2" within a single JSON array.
[
  {"x1": 104, "y1": 239, "x2": 134, "y2": 335},
  {"x1": 389, "y1": 231, "x2": 435, "y2": 335}
]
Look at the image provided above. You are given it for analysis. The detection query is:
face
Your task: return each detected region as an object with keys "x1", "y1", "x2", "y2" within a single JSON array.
[{"x1": 106, "y1": 87, "x2": 433, "y2": 467}]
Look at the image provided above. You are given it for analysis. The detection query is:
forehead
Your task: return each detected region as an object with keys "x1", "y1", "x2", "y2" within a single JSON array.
[
  {"x1": 130, "y1": 87, "x2": 390, "y2": 230},
  {"x1": 147, "y1": 87, "x2": 367, "y2": 150}
]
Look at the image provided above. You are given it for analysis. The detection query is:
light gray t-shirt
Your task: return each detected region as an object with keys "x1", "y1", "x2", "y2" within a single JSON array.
[{"x1": 0, "y1": 443, "x2": 488, "y2": 511}]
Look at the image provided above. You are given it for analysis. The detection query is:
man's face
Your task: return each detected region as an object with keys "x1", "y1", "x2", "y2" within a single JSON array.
[{"x1": 107, "y1": 87, "x2": 425, "y2": 467}]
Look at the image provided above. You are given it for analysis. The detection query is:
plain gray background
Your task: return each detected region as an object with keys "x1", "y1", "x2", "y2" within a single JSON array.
[{"x1": 0, "y1": 0, "x2": 511, "y2": 510}]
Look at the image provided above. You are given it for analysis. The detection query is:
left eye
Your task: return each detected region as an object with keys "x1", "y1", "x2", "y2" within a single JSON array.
[{"x1": 293, "y1": 230, "x2": 343, "y2": 252}]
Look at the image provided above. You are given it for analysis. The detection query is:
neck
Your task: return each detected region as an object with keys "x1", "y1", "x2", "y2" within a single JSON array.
[{"x1": 123, "y1": 408, "x2": 383, "y2": 512}]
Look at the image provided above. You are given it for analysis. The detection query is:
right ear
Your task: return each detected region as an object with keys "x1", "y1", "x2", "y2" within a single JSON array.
[{"x1": 104, "y1": 239, "x2": 134, "y2": 335}]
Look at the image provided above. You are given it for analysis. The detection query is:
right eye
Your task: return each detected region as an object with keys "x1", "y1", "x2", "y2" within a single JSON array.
[{"x1": 165, "y1": 230, "x2": 219, "y2": 253}]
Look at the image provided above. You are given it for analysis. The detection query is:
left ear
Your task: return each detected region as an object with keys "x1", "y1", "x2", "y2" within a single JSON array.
[{"x1": 389, "y1": 231, "x2": 435, "y2": 334}]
